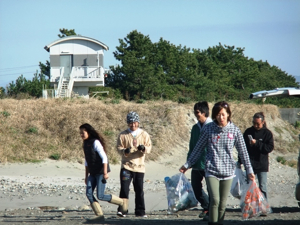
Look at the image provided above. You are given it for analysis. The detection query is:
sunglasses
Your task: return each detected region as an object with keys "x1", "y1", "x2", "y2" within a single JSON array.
[
  {"x1": 214, "y1": 102, "x2": 228, "y2": 108},
  {"x1": 253, "y1": 114, "x2": 264, "y2": 121}
]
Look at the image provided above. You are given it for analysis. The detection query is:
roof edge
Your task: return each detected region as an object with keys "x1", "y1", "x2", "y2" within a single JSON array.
[{"x1": 44, "y1": 35, "x2": 109, "y2": 52}]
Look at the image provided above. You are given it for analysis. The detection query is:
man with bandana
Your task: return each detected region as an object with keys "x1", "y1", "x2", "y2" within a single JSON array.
[{"x1": 116, "y1": 111, "x2": 152, "y2": 218}]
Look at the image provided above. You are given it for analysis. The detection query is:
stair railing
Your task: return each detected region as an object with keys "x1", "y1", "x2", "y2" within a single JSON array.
[
  {"x1": 56, "y1": 67, "x2": 65, "y2": 98},
  {"x1": 67, "y1": 68, "x2": 75, "y2": 97}
]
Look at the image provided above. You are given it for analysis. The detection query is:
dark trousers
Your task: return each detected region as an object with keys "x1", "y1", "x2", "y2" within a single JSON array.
[
  {"x1": 191, "y1": 169, "x2": 209, "y2": 211},
  {"x1": 119, "y1": 168, "x2": 145, "y2": 216}
]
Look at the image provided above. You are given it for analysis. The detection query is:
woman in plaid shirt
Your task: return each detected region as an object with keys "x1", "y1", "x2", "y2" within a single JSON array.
[{"x1": 180, "y1": 101, "x2": 255, "y2": 225}]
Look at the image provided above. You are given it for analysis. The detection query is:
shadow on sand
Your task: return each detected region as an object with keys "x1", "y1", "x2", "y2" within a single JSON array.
[{"x1": 1, "y1": 206, "x2": 299, "y2": 225}]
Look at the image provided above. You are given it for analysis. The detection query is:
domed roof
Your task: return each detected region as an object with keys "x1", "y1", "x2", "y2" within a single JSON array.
[{"x1": 44, "y1": 35, "x2": 109, "y2": 52}]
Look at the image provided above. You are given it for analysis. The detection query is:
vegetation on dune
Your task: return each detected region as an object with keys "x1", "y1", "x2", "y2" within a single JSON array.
[
  {"x1": 1, "y1": 29, "x2": 299, "y2": 108},
  {"x1": 105, "y1": 30, "x2": 299, "y2": 107},
  {"x1": 1, "y1": 29, "x2": 299, "y2": 164},
  {"x1": 0, "y1": 99, "x2": 299, "y2": 164}
]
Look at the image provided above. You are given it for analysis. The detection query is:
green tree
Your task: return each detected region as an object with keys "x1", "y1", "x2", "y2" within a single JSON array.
[
  {"x1": 107, "y1": 30, "x2": 299, "y2": 106},
  {"x1": 39, "y1": 61, "x2": 50, "y2": 79},
  {"x1": 7, "y1": 72, "x2": 49, "y2": 98},
  {"x1": 0, "y1": 87, "x2": 5, "y2": 98},
  {"x1": 7, "y1": 75, "x2": 29, "y2": 96},
  {"x1": 108, "y1": 31, "x2": 199, "y2": 100},
  {"x1": 110, "y1": 30, "x2": 156, "y2": 99},
  {"x1": 58, "y1": 28, "x2": 76, "y2": 38}
]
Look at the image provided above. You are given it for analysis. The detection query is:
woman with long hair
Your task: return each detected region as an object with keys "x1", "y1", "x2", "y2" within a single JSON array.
[{"x1": 79, "y1": 123, "x2": 125, "y2": 222}]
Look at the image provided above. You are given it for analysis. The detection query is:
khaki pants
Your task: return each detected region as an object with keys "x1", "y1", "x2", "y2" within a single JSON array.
[{"x1": 206, "y1": 177, "x2": 233, "y2": 224}]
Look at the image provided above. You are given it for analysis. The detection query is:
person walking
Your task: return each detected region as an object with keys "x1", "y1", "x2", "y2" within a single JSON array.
[
  {"x1": 116, "y1": 111, "x2": 152, "y2": 217},
  {"x1": 241, "y1": 112, "x2": 274, "y2": 200},
  {"x1": 187, "y1": 101, "x2": 211, "y2": 220},
  {"x1": 180, "y1": 101, "x2": 255, "y2": 225},
  {"x1": 79, "y1": 123, "x2": 125, "y2": 222}
]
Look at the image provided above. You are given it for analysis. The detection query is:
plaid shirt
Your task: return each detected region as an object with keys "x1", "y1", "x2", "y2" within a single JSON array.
[{"x1": 187, "y1": 121, "x2": 253, "y2": 178}]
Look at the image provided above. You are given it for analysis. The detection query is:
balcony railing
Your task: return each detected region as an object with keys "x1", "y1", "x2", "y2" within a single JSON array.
[{"x1": 50, "y1": 66, "x2": 104, "y2": 82}]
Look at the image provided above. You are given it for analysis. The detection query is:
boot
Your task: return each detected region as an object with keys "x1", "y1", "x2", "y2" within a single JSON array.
[
  {"x1": 87, "y1": 201, "x2": 105, "y2": 222},
  {"x1": 117, "y1": 198, "x2": 128, "y2": 217},
  {"x1": 109, "y1": 195, "x2": 124, "y2": 206}
]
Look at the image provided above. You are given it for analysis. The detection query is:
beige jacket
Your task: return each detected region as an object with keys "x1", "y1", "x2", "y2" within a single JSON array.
[{"x1": 117, "y1": 129, "x2": 152, "y2": 173}]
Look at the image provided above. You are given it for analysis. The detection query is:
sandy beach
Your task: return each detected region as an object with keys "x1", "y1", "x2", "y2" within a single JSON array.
[{"x1": 0, "y1": 149, "x2": 300, "y2": 224}]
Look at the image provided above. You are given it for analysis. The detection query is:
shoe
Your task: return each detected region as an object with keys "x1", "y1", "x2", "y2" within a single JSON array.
[
  {"x1": 117, "y1": 211, "x2": 126, "y2": 217},
  {"x1": 117, "y1": 199, "x2": 128, "y2": 217},
  {"x1": 260, "y1": 212, "x2": 267, "y2": 217},
  {"x1": 136, "y1": 214, "x2": 147, "y2": 218},
  {"x1": 203, "y1": 214, "x2": 209, "y2": 221},
  {"x1": 199, "y1": 210, "x2": 208, "y2": 218},
  {"x1": 86, "y1": 216, "x2": 105, "y2": 222}
]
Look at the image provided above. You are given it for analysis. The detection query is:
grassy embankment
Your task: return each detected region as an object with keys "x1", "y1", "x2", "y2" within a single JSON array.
[{"x1": 0, "y1": 98, "x2": 299, "y2": 166}]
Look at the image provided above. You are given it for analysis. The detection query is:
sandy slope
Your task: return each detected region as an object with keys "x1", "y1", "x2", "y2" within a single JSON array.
[
  {"x1": 0, "y1": 148, "x2": 300, "y2": 225},
  {"x1": 0, "y1": 147, "x2": 299, "y2": 212}
]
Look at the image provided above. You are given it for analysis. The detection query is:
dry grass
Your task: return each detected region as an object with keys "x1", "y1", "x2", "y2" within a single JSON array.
[{"x1": 0, "y1": 99, "x2": 299, "y2": 164}]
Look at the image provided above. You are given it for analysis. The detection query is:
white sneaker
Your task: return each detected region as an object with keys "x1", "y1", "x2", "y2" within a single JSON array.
[
  {"x1": 136, "y1": 214, "x2": 147, "y2": 218},
  {"x1": 117, "y1": 212, "x2": 126, "y2": 217}
]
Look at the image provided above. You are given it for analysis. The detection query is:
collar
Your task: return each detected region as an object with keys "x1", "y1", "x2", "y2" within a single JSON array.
[
  {"x1": 197, "y1": 117, "x2": 213, "y2": 131},
  {"x1": 213, "y1": 120, "x2": 232, "y2": 132},
  {"x1": 127, "y1": 128, "x2": 141, "y2": 137}
]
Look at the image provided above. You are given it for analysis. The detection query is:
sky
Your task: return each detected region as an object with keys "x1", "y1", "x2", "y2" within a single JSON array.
[{"x1": 0, "y1": 0, "x2": 299, "y2": 89}]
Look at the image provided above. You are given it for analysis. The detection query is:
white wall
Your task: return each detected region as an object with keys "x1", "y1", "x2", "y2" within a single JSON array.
[
  {"x1": 50, "y1": 40, "x2": 104, "y2": 56},
  {"x1": 72, "y1": 86, "x2": 89, "y2": 99}
]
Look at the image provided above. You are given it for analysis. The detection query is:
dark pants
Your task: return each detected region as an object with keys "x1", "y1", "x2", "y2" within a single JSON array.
[
  {"x1": 191, "y1": 169, "x2": 209, "y2": 210},
  {"x1": 119, "y1": 168, "x2": 145, "y2": 216}
]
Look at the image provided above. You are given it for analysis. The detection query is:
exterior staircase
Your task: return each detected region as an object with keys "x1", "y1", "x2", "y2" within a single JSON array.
[
  {"x1": 58, "y1": 78, "x2": 69, "y2": 98},
  {"x1": 43, "y1": 66, "x2": 105, "y2": 99}
]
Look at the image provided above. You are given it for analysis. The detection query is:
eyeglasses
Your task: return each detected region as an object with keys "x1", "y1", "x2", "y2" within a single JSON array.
[{"x1": 214, "y1": 102, "x2": 228, "y2": 108}]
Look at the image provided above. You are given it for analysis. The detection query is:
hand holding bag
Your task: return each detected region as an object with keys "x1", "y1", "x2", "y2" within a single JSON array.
[{"x1": 240, "y1": 180, "x2": 272, "y2": 220}]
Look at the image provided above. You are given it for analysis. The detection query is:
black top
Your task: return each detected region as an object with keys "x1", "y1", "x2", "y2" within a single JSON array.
[
  {"x1": 242, "y1": 126, "x2": 274, "y2": 173},
  {"x1": 83, "y1": 139, "x2": 110, "y2": 175}
]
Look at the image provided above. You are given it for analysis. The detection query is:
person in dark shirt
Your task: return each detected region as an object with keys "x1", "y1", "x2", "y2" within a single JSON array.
[
  {"x1": 186, "y1": 101, "x2": 211, "y2": 220},
  {"x1": 241, "y1": 112, "x2": 274, "y2": 199}
]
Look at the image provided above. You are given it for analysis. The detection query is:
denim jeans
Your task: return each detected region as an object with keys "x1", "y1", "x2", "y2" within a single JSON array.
[
  {"x1": 191, "y1": 169, "x2": 209, "y2": 210},
  {"x1": 86, "y1": 174, "x2": 111, "y2": 204},
  {"x1": 255, "y1": 172, "x2": 268, "y2": 199},
  {"x1": 119, "y1": 168, "x2": 145, "y2": 216}
]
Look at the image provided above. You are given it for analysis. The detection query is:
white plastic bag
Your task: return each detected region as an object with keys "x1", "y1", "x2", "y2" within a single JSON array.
[
  {"x1": 230, "y1": 163, "x2": 247, "y2": 199},
  {"x1": 164, "y1": 173, "x2": 198, "y2": 213}
]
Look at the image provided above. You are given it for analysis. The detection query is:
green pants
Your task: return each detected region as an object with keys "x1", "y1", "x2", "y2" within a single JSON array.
[{"x1": 206, "y1": 177, "x2": 233, "y2": 223}]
